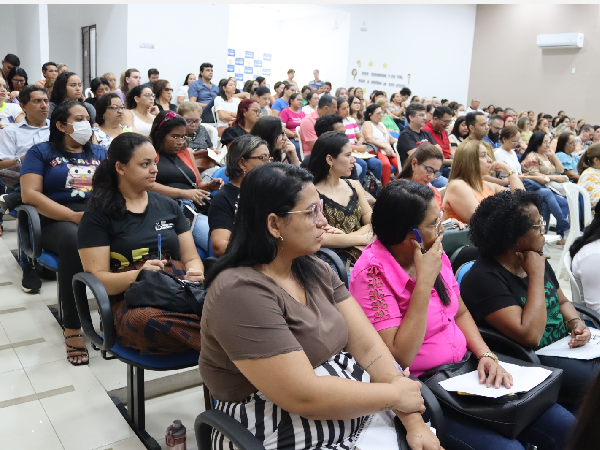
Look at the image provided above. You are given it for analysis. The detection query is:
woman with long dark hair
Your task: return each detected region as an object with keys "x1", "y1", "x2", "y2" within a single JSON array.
[
  {"x1": 250, "y1": 115, "x2": 300, "y2": 166},
  {"x1": 153, "y1": 79, "x2": 177, "y2": 113},
  {"x1": 220, "y1": 99, "x2": 261, "y2": 148},
  {"x1": 6, "y1": 66, "x2": 28, "y2": 103},
  {"x1": 362, "y1": 103, "x2": 399, "y2": 185},
  {"x1": 122, "y1": 85, "x2": 158, "y2": 136},
  {"x1": 176, "y1": 72, "x2": 196, "y2": 104},
  {"x1": 20, "y1": 101, "x2": 107, "y2": 365},
  {"x1": 214, "y1": 77, "x2": 240, "y2": 135},
  {"x1": 50, "y1": 71, "x2": 97, "y2": 124},
  {"x1": 78, "y1": 132, "x2": 202, "y2": 354},
  {"x1": 555, "y1": 132, "x2": 580, "y2": 181},
  {"x1": 201, "y1": 162, "x2": 438, "y2": 450},
  {"x1": 449, "y1": 115, "x2": 468, "y2": 150},
  {"x1": 84, "y1": 76, "x2": 110, "y2": 109}
]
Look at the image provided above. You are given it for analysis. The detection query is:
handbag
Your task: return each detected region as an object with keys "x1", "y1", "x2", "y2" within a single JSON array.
[
  {"x1": 362, "y1": 170, "x2": 383, "y2": 198},
  {"x1": 419, "y1": 352, "x2": 563, "y2": 439}
]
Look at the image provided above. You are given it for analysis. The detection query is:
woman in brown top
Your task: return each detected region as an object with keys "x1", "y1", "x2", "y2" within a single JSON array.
[
  {"x1": 306, "y1": 132, "x2": 373, "y2": 267},
  {"x1": 200, "y1": 163, "x2": 440, "y2": 450}
]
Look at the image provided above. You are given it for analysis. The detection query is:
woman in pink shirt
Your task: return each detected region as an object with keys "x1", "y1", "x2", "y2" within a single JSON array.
[
  {"x1": 349, "y1": 180, "x2": 572, "y2": 450},
  {"x1": 279, "y1": 92, "x2": 305, "y2": 159}
]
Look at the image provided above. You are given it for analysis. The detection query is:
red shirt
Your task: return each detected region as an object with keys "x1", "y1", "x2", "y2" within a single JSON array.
[{"x1": 422, "y1": 121, "x2": 450, "y2": 159}]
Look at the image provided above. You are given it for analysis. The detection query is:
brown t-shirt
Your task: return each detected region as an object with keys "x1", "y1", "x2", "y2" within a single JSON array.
[{"x1": 199, "y1": 258, "x2": 351, "y2": 402}]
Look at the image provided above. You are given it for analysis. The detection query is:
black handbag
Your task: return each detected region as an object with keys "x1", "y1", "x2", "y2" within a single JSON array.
[
  {"x1": 419, "y1": 352, "x2": 563, "y2": 439},
  {"x1": 124, "y1": 267, "x2": 206, "y2": 318}
]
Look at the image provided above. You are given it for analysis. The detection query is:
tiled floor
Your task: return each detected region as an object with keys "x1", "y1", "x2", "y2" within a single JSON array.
[{"x1": 0, "y1": 214, "x2": 572, "y2": 450}]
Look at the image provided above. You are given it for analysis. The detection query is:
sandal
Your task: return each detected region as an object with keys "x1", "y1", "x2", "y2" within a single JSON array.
[{"x1": 64, "y1": 332, "x2": 89, "y2": 366}]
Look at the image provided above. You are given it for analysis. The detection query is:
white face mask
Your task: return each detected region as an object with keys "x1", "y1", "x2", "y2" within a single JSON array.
[{"x1": 66, "y1": 121, "x2": 93, "y2": 145}]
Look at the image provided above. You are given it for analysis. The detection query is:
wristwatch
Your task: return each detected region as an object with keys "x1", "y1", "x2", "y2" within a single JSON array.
[
  {"x1": 478, "y1": 351, "x2": 499, "y2": 363},
  {"x1": 14, "y1": 157, "x2": 21, "y2": 167},
  {"x1": 544, "y1": 176, "x2": 550, "y2": 183},
  {"x1": 506, "y1": 169, "x2": 515, "y2": 177}
]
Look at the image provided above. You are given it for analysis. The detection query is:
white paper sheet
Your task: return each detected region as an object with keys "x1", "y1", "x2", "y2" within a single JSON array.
[
  {"x1": 535, "y1": 327, "x2": 600, "y2": 360},
  {"x1": 207, "y1": 148, "x2": 227, "y2": 165},
  {"x1": 544, "y1": 234, "x2": 561, "y2": 243},
  {"x1": 438, "y1": 362, "x2": 552, "y2": 398}
]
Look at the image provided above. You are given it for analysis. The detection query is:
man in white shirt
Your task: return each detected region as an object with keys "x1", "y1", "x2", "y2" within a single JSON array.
[{"x1": 465, "y1": 98, "x2": 483, "y2": 113}]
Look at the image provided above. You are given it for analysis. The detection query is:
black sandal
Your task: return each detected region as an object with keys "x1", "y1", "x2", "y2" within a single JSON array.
[{"x1": 64, "y1": 332, "x2": 90, "y2": 366}]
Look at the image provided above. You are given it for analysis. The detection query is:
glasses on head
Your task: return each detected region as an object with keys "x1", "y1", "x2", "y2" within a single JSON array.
[
  {"x1": 142, "y1": 93, "x2": 156, "y2": 99},
  {"x1": 285, "y1": 199, "x2": 324, "y2": 225},
  {"x1": 531, "y1": 217, "x2": 546, "y2": 234},
  {"x1": 107, "y1": 105, "x2": 125, "y2": 112},
  {"x1": 186, "y1": 119, "x2": 201, "y2": 125},
  {"x1": 418, "y1": 161, "x2": 441, "y2": 178},
  {"x1": 246, "y1": 155, "x2": 274, "y2": 162}
]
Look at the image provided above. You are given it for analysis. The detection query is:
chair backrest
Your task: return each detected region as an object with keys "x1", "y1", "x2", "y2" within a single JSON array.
[
  {"x1": 455, "y1": 260, "x2": 475, "y2": 288},
  {"x1": 295, "y1": 126, "x2": 303, "y2": 161},
  {"x1": 563, "y1": 182, "x2": 583, "y2": 232},
  {"x1": 563, "y1": 251, "x2": 583, "y2": 305},
  {"x1": 211, "y1": 105, "x2": 218, "y2": 124},
  {"x1": 202, "y1": 123, "x2": 220, "y2": 150},
  {"x1": 84, "y1": 87, "x2": 93, "y2": 99},
  {"x1": 211, "y1": 167, "x2": 229, "y2": 195}
]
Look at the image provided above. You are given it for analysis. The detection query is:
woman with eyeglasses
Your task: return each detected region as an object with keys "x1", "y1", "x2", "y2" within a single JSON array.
[
  {"x1": 209, "y1": 135, "x2": 272, "y2": 257},
  {"x1": 220, "y1": 99, "x2": 261, "y2": 148},
  {"x1": 462, "y1": 190, "x2": 599, "y2": 414},
  {"x1": 153, "y1": 79, "x2": 177, "y2": 113},
  {"x1": 177, "y1": 101, "x2": 215, "y2": 154},
  {"x1": 443, "y1": 140, "x2": 523, "y2": 224},
  {"x1": 6, "y1": 67, "x2": 28, "y2": 103},
  {"x1": 250, "y1": 115, "x2": 300, "y2": 166},
  {"x1": 122, "y1": 85, "x2": 159, "y2": 136},
  {"x1": 399, "y1": 144, "x2": 447, "y2": 209},
  {"x1": 555, "y1": 132, "x2": 580, "y2": 182},
  {"x1": 92, "y1": 93, "x2": 132, "y2": 149},
  {"x1": 201, "y1": 162, "x2": 439, "y2": 450},
  {"x1": 49, "y1": 71, "x2": 97, "y2": 125},
  {"x1": 347, "y1": 95, "x2": 364, "y2": 125},
  {"x1": 149, "y1": 111, "x2": 223, "y2": 252},
  {"x1": 307, "y1": 132, "x2": 374, "y2": 267}
]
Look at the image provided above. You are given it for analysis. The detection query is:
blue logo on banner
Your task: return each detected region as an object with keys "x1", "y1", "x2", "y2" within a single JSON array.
[
  {"x1": 262, "y1": 69, "x2": 271, "y2": 76},
  {"x1": 235, "y1": 58, "x2": 244, "y2": 65},
  {"x1": 245, "y1": 51, "x2": 254, "y2": 59},
  {"x1": 244, "y1": 66, "x2": 253, "y2": 74},
  {"x1": 228, "y1": 49, "x2": 235, "y2": 57},
  {"x1": 254, "y1": 60, "x2": 262, "y2": 67},
  {"x1": 227, "y1": 65, "x2": 235, "y2": 72},
  {"x1": 263, "y1": 53, "x2": 271, "y2": 61},
  {"x1": 235, "y1": 73, "x2": 243, "y2": 81}
]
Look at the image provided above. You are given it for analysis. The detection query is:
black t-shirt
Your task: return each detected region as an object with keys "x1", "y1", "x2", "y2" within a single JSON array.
[
  {"x1": 77, "y1": 191, "x2": 190, "y2": 271},
  {"x1": 156, "y1": 153, "x2": 197, "y2": 190},
  {"x1": 220, "y1": 124, "x2": 248, "y2": 147},
  {"x1": 397, "y1": 128, "x2": 436, "y2": 165},
  {"x1": 461, "y1": 255, "x2": 568, "y2": 348},
  {"x1": 208, "y1": 183, "x2": 240, "y2": 233}
]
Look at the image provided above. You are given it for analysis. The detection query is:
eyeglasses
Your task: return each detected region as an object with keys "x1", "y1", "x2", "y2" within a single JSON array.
[
  {"x1": 250, "y1": 108, "x2": 262, "y2": 114},
  {"x1": 12, "y1": 78, "x2": 25, "y2": 84},
  {"x1": 107, "y1": 106, "x2": 126, "y2": 112},
  {"x1": 246, "y1": 155, "x2": 274, "y2": 162},
  {"x1": 531, "y1": 217, "x2": 547, "y2": 234},
  {"x1": 164, "y1": 88, "x2": 173, "y2": 92},
  {"x1": 284, "y1": 199, "x2": 324, "y2": 225},
  {"x1": 186, "y1": 119, "x2": 201, "y2": 125},
  {"x1": 437, "y1": 118, "x2": 452, "y2": 125},
  {"x1": 490, "y1": 125, "x2": 502, "y2": 132},
  {"x1": 169, "y1": 135, "x2": 188, "y2": 143},
  {"x1": 142, "y1": 93, "x2": 156, "y2": 99},
  {"x1": 418, "y1": 161, "x2": 441, "y2": 178}
]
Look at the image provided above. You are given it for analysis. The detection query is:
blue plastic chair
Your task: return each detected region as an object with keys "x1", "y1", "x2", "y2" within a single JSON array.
[{"x1": 211, "y1": 167, "x2": 229, "y2": 195}]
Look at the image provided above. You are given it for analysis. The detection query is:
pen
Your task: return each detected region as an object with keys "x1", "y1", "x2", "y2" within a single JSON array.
[
  {"x1": 413, "y1": 228, "x2": 426, "y2": 253},
  {"x1": 158, "y1": 234, "x2": 162, "y2": 260}
]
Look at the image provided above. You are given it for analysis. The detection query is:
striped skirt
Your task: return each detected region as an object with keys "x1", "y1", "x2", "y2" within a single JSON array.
[{"x1": 212, "y1": 352, "x2": 401, "y2": 450}]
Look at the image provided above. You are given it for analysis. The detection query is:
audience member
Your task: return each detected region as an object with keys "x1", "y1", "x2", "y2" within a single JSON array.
[
  {"x1": 449, "y1": 115, "x2": 468, "y2": 150},
  {"x1": 7, "y1": 67, "x2": 28, "y2": 103},
  {"x1": 298, "y1": 95, "x2": 337, "y2": 155},
  {"x1": 102, "y1": 72, "x2": 119, "y2": 96},
  {"x1": 575, "y1": 124, "x2": 593, "y2": 154},
  {"x1": 250, "y1": 115, "x2": 300, "y2": 166},
  {"x1": 122, "y1": 85, "x2": 158, "y2": 136},
  {"x1": 450, "y1": 103, "x2": 465, "y2": 131},
  {"x1": 375, "y1": 97, "x2": 401, "y2": 137},
  {"x1": 251, "y1": 86, "x2": 271, "y2": 116},
  {"x1": 20, "y1": 101, "x2": 107, "y2": 364},
  {"x1": 221, "y1": 99, "x2": 261, "y2": 148},
  {"x1": 200, "y1": 162, "x2": 434, "y2": 449},
  {"x1": 425, "y1": 103, "x2": 435, "y2": 123},
  {"x1": 77, "y1": 132, "x2": 202, "y2": 354},
  {"x1": 348, "y1": 94, "x2": 364, "y2": 125},
  {"x1": 34, "y1": 62, "x2": 58, "y2": 88},
  {"x1": 153, "y1": 79, "x2": 176, "y2": 112},
  {"x1": 242, "y1": 79, "x2": 258, "y2": 95},
  {"x1": 50, "y1": 72, "x2": 97, "y2": 124},
  {"x1": 143, "y1": 68, "x2": 159, "y2": 89},
  {"x1": 308, "y1": 69, "x2": 324, "y2": 92},
  {"x1": 350, "y1": 181, "x2": 572, "y2": 450},
  {"x1": 578, "y1": 143, "x2": 600, "y2": 209},
  {"x1": 422, "y1": 106, "x2": 453, "y2": 178},
  {"x1": 270, "y1": 82, "x2": 296, "y2": 116},
  {"x1": 302, "y1": 91, "x2": 319, "y2": 115},
  {"x1": 208, "y1": 135, "x2": 271, "y2": 256},
  {"x1": 255, "y1": 76, "x2": 266, "y2": 87},
  {"x1": 555, "y1": 132, "x2": 580, "y2": 181},
  {"x1": 443, "y1": 140, "x2": 523, "y2": 223},
  {"x1": 396, "y1": 103, "x2": 437, "y2": 165},
  {"x1": 84, "y1": 77, "x2": 110, "y2": 109},
  {"x1": 92, "y1": 93, "x2": 131, "y2": 148},
  {"x1": 355, "y1": 87, "x2": 366, "y2": 112},
  {"x1": 0, "y1": 77, "x2": 24, "y2": 125},
  {"x1": 1, "y1": 53, "x2": 20, "y2": 79},
  {"x1": 483, "y1": 114, "x2": 504, "y2": 149},
  {"x1": 285, "y1": 68, "x2": 298, "y2": 90},
  {"x1": 421, "y1": 97, "x2": 432, "y2": 106},
  {"x1": 214, "y1": 78, "x2": 240, "y2": 136},
  {"x1": 503, "y1": 114, "x2": 515, "y2": 126},
  {"x1": 466, "y1": 97, "x2": 482, "y2": 113},
  {"x1": 279, "y1": 92, "x2": 305, "y2": 156},
  {"x1": 115, "y1": 68, "x2": 141, "y2": 103},
  {"x1": 321, "y1": 81, "x2": 333, "y2": 97},
  {"x1": 398, "y1": 144, "x2": 446, "y2": 210},
  {"x1": 56, "y1": 63, "x2": 69, "y2": 75},
  {"x1": 176, "y1": 73, "x2": 196, "y2": 104},
  {"x1": 334, "y1": 87, "x2": 348, "y2": 99},
  {"x1": 462, "y1": 190, "x2": 599, "y2": 412},
  {"x1": 362, "y1": 103, "x2": 399, "y2": 185},
  {"x1": 517, "y1": 116, "x2": 532, "y2": 143},
  {"x1": 536, "y1": 116, "x2": 550, "y2": 134},
  {"x1": 177, "y1": 102, "x2": 214, "y2": 156},
  {"x1": 300, "y1": 85, "x2": 312, "y2": 106},
  {"x1": 493, "y1": 126, "x2": 526, "y2": 178},
  {"x1": 269, "y1": 81, "x2": 285, "y2": 107},
  {"x1": 188, "y1": 63, "x2": 218, "y2": 107}
]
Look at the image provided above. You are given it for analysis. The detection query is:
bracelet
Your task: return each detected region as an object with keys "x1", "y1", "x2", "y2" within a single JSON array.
[
  {"x1": 507, "y1": 169, "x2": 515, "y2": 177},
  {"x1": 565, "y1": 317, "x2": 583, "y2": 331},
  {"x1": 478, "y1": 351, "x2": 499, "y2": 363}
]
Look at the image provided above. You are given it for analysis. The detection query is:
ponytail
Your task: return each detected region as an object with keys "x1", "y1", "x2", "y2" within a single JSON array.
[{"x1": 577, "y1": 142, "x2": 600, "y2": 175}]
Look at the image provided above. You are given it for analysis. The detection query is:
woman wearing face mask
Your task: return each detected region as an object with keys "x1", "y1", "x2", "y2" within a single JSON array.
[
  {"x1": 122, "y1": 85, "x2": 159, "y2": 136},
  {"x1": 20, "y1": 101, "x2": 107, "y2": 366},
  {"x1": 92, "y1": 93, "x2": 131, "y2": 149},
  {"x1": 50, "y1": 72, "x2": 97, "y2": 125}
]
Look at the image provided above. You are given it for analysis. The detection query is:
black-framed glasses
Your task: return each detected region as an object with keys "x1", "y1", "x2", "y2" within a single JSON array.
[
  {"x1": 284, "y1": 199, "x2": 324, "y2": 225},
  {"x1": 246, "y1": 155, "x2": 273, "y2": 162},
  {"x1": 531, "y1": 217, "x2": 546, "y2": 234},
  {"x1": 418, "y1": 161, "x2": 441, "y2": 178},
  {"x1": 186, "y1": 119, "x2": 201, "y2": 125},
  {"x1": 164, "y1": 88, "x2": 174, "y2": 92}
]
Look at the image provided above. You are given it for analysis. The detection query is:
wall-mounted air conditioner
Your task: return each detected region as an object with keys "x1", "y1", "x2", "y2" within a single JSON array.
[{"x1": 537, "y1": 33, "x2": 584, "y2": 49}]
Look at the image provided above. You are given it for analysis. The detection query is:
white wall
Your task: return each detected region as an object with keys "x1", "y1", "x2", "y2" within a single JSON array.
[
  {"x1": 127, "y1": 4, "x2": 229, "y2": 96},
  {"x1": 335, "y1": 4, "x2": 477, "y2": 104}
]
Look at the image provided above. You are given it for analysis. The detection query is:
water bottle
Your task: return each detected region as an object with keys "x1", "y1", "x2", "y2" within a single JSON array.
[{"x1": 165, "y1": 419, "x2": 186, "y2": 450}]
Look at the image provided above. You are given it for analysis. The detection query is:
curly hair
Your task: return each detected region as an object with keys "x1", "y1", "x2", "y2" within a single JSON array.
[{"x1": 469, "y1": 190, "x2": 544, "y2": 258}]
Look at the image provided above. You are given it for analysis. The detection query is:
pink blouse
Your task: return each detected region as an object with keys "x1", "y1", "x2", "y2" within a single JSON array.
[
  {"x1": 349, "y1": 238, "x2": 467, "y2": 376},
  {"x1": 279, "y1": 107, "x2": 305, "y2": 132}
]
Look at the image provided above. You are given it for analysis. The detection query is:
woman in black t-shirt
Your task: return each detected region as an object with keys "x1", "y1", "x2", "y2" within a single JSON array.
[
  {"x1": 219, "y1": 99, "x2": 261, "y2": 148},
  {"x1": 77, "y1": 132, "x2": 204, "y2": 354},
  {"x1": 209, "y1": 135, "x2": 272, "y2": 256}
]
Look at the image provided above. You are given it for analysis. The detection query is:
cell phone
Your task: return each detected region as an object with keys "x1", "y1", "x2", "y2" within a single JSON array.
[{"x1": 413, "y1": 228, "x2": 426, "y2": 253}]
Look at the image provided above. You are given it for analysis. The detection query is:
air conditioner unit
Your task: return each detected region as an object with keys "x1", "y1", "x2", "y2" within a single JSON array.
[{"x1": 537, "y1": 32, "x2": 584, "y2": 49}]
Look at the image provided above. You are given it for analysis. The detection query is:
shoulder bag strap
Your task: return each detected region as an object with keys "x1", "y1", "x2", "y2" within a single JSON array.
[{"x1": 165, "y1": 154, "x2": 198, "y2": 189}]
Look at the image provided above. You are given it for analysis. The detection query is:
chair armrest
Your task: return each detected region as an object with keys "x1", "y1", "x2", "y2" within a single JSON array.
[
  {"x1": 478, "y1": 327, "x2": 540, "y2": 364},
  {"x1": 573, "y1": 303, "x2": 600, "y2": 328},
  {"x1": 195, "y1": 410, "x2": 265, "y2": 450},
  {"x1": 16, "y1": 205, "x2": 42, "y2": 260},
  {"x1": 412, "y1": 376, "x2": 447, "y2": 448},
  {"x1": 316, "y1": 248, "x2": 348, "y2": 288},
  {"x1": 72, "y1": 272, "x2": 115, "y2": 351}
]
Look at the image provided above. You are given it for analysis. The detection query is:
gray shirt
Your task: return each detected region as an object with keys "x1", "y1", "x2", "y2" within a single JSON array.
[{"x1": 0, "y1": 119, "x2": 50, "y2": 160}]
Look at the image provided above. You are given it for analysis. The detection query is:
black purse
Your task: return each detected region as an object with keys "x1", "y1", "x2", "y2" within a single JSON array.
[
  {"x1": 166, "y1": 154, "x2": 212, "y2": 216},
  {"x1": 419, "y1": 352, "x2": 563, "y2": 439}
]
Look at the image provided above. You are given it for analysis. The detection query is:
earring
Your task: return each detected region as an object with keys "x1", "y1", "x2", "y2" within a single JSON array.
[{"x1": 328, "y1": 164, "x2": 333, "y2": 176}]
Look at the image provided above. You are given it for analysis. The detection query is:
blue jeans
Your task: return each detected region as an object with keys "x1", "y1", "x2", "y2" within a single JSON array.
[
  {"x1": 290, "y1": 139, "x2": 301, "y2": 160},
  {"x1": 365, "y1": 157, "x2": 383, "y2": 182},
  {"x1": 431, "y1": 175, "x2": 449, "y2": 188},
  {"x1": 178, "y1": 199, "x2": 210, "y2": 252},
  {"x1": 523, "y1": 180, "x2": 570, "y2": 237},
  {"x1": 444, "y1": 403, "x2": 574, "y2": 450},
  {"x1": 354, "y1": 158, "x2": 366, "y2": 184}
]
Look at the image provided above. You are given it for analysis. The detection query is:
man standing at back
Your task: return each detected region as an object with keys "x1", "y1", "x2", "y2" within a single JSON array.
[
  {"x1": 286, "y1": 69, "x2": 298, "y2": 90},
  {"x1": 1, "y1": 54, "x2": 20, "y2": 79},
  {"x1": 189, "y1": 63, "x2": 219, "y2": 108},
  {"x1": 309, "y1": 69, "x2": 324, "y2": 93},
  {"x1": 299, "y1": 95, "x2": 337, "y2": 155}
]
